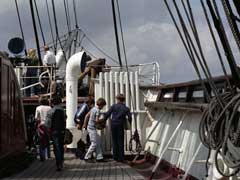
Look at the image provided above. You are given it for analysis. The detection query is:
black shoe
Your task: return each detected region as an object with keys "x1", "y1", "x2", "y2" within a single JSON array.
[
  {"x1": 84, "y1": 159, "x2": 95, "y2": 163},
  {"x1": 60, "y1": 163, "x2": 63, "y2": 169},
  {"x1": 56, "y1": 167, "x2": 62, "y2": 171},
  {"x1": 56, "y1": 164, "x2": 62, "y2": 171}
]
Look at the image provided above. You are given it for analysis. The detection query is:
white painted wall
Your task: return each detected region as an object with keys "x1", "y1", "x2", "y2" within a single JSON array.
[{"x1": 144, "y1": 107, "x2": 208, "y2": 179}]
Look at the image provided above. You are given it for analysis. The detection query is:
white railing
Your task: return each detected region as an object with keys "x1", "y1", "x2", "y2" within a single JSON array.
[
  {"x1": 94, "y1": 71, "x2": 146, "y2": 152},
  {"x1": 103, "y1": 62, "x2": 160, "y2": 86},
  {"x1": 14, "y1": 65, "x2": 54, "y2": 97}
]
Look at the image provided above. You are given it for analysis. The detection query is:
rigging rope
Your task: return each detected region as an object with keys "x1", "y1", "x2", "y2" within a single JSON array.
[
  {"x1": 29, "y1": 0, "x2": 42, "y2": 65},
  {"x1": 173, "y1": 0, "x2": 224, "y2": 107},
  {"x1": 51, "y1": 0, "x2": 58, "y2": 52},
  {"x1": 78, "y1": 33, "x2": 85, "y2": 47},
  {"x1": 82, "y1": 31, "x2": 119, "y2": 64},
  {"x1": 66, "y1": 0, "x2": 71, "y2": 30},
  {"x1": 177, "y1": 0, "x2": 240, "y2": 177},
  {"x1": 35, "y1": 26, "x2": 117, "y2": 65},
  {"x1": 115, "y1": 0, "x2": 142, "y2": 153},
  {"x1": 41, "y1": 31, "x2": 68, "y2": 50},
  {"x1": 165, "y1": 2, "x2": 240, "y2": 176},
  {"x1": 45, "y1": 0, "x2": 56, "y2": 51},
  {"x1": 80, "y1": 46, "x2": 97, "y2": 59},
  {"x1": 209, "y1": 0, "x2": 240, "y2": 87},
  {"x1": 72, "y1": 0, "x2": 78, "y2": 28},
  {"x1": 164, "y1": 0, "x2": 211, "y2": 102},
  {"x1": 200, "y1": 0, "x2": 231, "y2": 87},
  {"x1": 221, "y1": 0, "x2": 240, "y2": 52},
  {"x1": 233, "y1": 0, "x2": 240, "y2": 17},
  {"x1": 14, "y1": 0, "x2": 27, "y2": 56},
  {"x1": 33, "y1": 0, "x2": 46, "y2": 45},
  {"x1": 199, "y1": 90, "x2": 240, "y2": 177},
  {"x1": 111, "y1": 0, "x2": 123, "y2": 67},
  {"x1": 51, "y1": 0, "x2": 67, "y2": 61},
  {"x1": 63, "y1": 0, "x2": 71, "y2": 34},
  {"x1": 73, "y1": 31, "x2": 79, "y2": 54}
]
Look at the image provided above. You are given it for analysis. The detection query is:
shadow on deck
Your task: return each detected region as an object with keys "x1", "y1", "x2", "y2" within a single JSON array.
[{"x1": 3, "y1": 152, "x2": 144, "y2": 180}]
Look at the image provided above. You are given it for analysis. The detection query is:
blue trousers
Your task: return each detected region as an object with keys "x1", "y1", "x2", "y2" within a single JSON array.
[
  {"x1": 39, "y1": 127, "x2": 50, "y2": 160},
  {"x1": 52, "y1": 130, "x2": 64, "y2": 167},
  {"x1": 111, "y1": 125, "x2": 124, "y2": 161},
  {"x1": 39, "y1": 143, "x2": 50, "y2": 160}
]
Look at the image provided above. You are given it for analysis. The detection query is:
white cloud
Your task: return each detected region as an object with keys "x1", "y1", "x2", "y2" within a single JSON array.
[{"x1": 0, "y1": 0, "x2": 239, "y2": 84}]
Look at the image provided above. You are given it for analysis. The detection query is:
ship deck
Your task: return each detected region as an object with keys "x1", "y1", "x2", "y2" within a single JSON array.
[{"x1": 3, "y1": 152, "x2": 145, "y2": 180}]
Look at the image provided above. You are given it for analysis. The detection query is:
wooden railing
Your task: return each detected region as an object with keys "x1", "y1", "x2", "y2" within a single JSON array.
[{"x1": 141, "y1": 75, "x2": 233, "y2": 103}]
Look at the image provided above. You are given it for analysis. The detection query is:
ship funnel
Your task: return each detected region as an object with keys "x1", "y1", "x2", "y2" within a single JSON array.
[{"x1": 66, "y1": 51, "x2": 87, "y2": 148}]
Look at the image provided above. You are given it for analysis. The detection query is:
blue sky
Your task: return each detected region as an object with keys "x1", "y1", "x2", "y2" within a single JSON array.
[{"x1": 0, "y1": 0, "x2": 239, "y2": 83}]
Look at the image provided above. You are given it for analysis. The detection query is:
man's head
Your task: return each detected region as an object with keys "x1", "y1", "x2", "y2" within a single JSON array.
[
  {"x1": 44, "y1": 45, "x2": 49, "y2": 52},
  {"x1": 39, "y1": 96, "x2": 49, "y2": 105},
  {"x1": 116, "y1": 94, "x2": 125, "y2": 103},
  {"x1": 96, "y1": 98, "x2": 106, "y2": 110}
]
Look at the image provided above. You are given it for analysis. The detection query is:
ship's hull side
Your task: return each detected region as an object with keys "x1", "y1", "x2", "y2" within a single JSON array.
[{"x1": 0, "y1": 55, "x2": 26, "y2": 159}]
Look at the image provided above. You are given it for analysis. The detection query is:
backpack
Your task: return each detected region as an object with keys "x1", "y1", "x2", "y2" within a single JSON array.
[
  {"x1": 51, "y1": 108, "x2": 65, "y2": 131},
  {"x1": 64, "y1": 129, "x2": 73, "y2": 145}
]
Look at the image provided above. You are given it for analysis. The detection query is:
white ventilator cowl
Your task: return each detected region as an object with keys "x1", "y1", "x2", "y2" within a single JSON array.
[{"x1": 66, "y1": 51, "x2": 87, "y2": 148}]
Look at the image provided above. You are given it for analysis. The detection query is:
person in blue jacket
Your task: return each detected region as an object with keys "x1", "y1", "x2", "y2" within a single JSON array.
[
  {"x1": 74, "y1": 97, "x2": 95, "y2": 130},
  {"x1": 104, "y1": 94, "x2": 132, "y2": 162}
]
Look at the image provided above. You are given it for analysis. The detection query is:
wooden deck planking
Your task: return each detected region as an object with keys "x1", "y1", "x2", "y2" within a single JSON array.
[
  {"x1": 3, "y1": 152, "x2": 144, "y2": 180},
  {"x1": 94, "y1": 162, "x2": 103, "y2": 180}
]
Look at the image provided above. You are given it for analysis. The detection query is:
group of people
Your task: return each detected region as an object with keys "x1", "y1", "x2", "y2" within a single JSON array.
[
  {"x1": 25, "y1": 45, "x2": 56, "y2": 97},
  {"x1": 34, "y1": 93, "x2": 131, "y2": 171},
  {"x1": 75, "y1": 94, "x2": 132, "y2": 163}
]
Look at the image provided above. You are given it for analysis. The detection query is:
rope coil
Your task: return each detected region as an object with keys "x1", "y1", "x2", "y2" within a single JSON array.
[{"x1": 199, "y1": 89, "x2": 240, "y2": 176}]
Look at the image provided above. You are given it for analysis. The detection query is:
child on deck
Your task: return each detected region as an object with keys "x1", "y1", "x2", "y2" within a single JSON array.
[
  {"x1": 83, "y1": 98, "x2": 106, "y2": 162},
  {"x1": 103, "y1": 94, "x2": 132, "y2": 162},
  {"x1": 35, "y1": 96, "x2": 51, "y2": 161}
]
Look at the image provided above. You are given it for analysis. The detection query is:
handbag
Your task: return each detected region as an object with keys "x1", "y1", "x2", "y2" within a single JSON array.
[
  {"x1": 81, "y1": 128, "x2": 88, "y2": 144},
  {"x1": 96, "y1": 120, "x2": 106, "y2": 130},
  {"x1": 64, "y1": 129, "x2": 73, "y2": 145},
  {"x1": 96, "y1": 114, "x2": 106, "y2": 130}
]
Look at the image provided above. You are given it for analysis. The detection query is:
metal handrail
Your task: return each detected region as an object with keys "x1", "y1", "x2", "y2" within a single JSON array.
[
  {"x1": 15, "y1": 65, "x2": 55, "y2": 96},
  {"x1": 20, "y1": 70, "x2": 50, "y2": 91}
]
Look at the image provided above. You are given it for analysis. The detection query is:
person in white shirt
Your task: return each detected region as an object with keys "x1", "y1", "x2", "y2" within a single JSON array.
[
  {"x1": 43, "y1": 46, "x2": 56, "y2": 81},
  {"x1": 35, "y1": 96, "x2": 52, "y2": 125},
  {"x1": 43, "y1": 46, "x2": 56, "y2": 66},
  {"x1": 35, "y1": 96, "x2": 52, "y2": 161}
]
